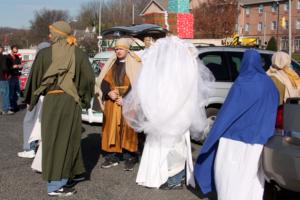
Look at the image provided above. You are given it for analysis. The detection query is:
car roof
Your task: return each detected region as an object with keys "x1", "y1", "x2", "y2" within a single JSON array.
[
  {"x1": 197, "y1": 46, "x2": 275, "y2": 55},
  {"x1": 102, "y1": 24, "x2": 168, "y2": 39},
  {"x1": 93, "y1": 51, "x2": 114, "y2": 60}
]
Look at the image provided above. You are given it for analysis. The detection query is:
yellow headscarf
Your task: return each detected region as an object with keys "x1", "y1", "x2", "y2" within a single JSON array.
[
  {"x1": 34, "y1": 21, "x2": 80, "y2": 104},
  {"x1": 267, "y1": 51, "x2": 300, "y2": 100}
]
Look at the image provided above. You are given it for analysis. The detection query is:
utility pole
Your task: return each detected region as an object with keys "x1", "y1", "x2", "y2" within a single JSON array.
[
  {"x1": 277, "y1": 1, "x2": 280, "y2": 50},
  {"x1": 132, "y1": 0, "x2": 135, "y2": 25},
  {"x1": 98, "y1": 0, "x2": 102, "y2": 52},
  {"x1": 289, "y1": 0, "x2": 292, "y2": 56}
]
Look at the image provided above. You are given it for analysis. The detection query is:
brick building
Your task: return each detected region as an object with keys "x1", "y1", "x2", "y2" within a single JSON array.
[{"x1": 239, "y1": 0, "x2": 300, "y2": 52}]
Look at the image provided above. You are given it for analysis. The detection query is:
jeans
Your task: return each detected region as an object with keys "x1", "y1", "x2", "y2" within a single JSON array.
[
  {"x1": 0, "y1": 80, "x2": 10, "y2": 112},
  {"x1": 167, "y1": 169, "x2": 185, "y2": 186},
  {"x1": 47, "y1": 179, "x2": 68, "y2": 193},
  {"x1": 8, "y1": 77, "x2": 20, "y2": 111}
]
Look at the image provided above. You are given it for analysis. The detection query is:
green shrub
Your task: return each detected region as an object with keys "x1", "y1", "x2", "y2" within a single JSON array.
[{"x1": 266, "y1": 37, "x2": 277, "y2": 51}]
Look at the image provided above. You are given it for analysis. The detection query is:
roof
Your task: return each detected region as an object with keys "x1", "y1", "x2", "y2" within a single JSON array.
[
  {"x1": 139, "y1": 0, "x2": 168, "y2": 15},
  {"x1": 101, "y1": 24, "x2": 168, "y2": 39},
  {"x1": 239, "y1": 0, "x2": 285, "y2": 5}
]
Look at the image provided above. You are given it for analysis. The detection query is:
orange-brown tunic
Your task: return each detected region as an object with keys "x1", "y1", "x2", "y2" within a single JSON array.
[{"x1": 101, "y1": 66, "x2": 138, "y2": 153}]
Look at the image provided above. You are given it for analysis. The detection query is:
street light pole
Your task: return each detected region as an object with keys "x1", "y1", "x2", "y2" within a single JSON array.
[
  {"x1": 132, "y1": 0, "x2": 135, "y2": 25},
  {"x1": 277, "y1": 1, "x2": 280, "y2": 50},
  {"x1": 98, "y1": 0, "x2": 102, "y2": 52},
  {"x1": 289, "y1": 0, "x2": 292, "y2": 56}
]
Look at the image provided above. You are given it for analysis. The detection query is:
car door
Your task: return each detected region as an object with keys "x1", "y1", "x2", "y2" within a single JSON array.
[{"x1": 199, "y1": 51, "x2": 232, "y2": 106}]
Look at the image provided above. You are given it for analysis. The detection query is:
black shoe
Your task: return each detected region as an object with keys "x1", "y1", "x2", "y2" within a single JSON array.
[
  {"x1": 64, "y1": 179, "x2": 77, "y2": 188},
  {"x1": 101, "y1": 157, "x2": 119, "y2": 169},
  {"x1": 159, "y1": 182, "x2": 183, "y2": 190},
  {"x1": 65, "y1": 173, "x2": 86, "y2": 188},
  {"x1": 48, "y1": 187, "x2": 76, "y2": 197},
  {"x1": 72, "y1": 173, "x2": 86, "y2": 182},
  {"x1": 124, "y1": 157, "x2": 137, "y2": 171}
]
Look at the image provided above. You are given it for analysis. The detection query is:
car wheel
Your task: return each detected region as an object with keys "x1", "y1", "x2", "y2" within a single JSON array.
[
  {"x1": 191, "y1": 107, "x2": 219, "y2": 144},
  {"x1": 206, "y1": 107, "x2": 219, "y2": 120},
  {"x1": 203, "y1": 107, "x2": 219, "y2": 141}
]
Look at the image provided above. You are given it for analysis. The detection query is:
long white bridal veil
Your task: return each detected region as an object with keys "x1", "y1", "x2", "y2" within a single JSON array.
[{"x1": 123, "y1": 36, "x2": 215, "y2": 141}]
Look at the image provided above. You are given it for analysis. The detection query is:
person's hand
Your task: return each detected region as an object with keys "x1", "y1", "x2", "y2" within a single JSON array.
[
  {"x1": 116, "y1": 96, "x2": 123, "y2": 106},
  {"x1": 13, "y1": 64, "x2": 18, "y2": 69},
  {"x1": 108, "y1": 89, "x2": 119, "y2": 101}
]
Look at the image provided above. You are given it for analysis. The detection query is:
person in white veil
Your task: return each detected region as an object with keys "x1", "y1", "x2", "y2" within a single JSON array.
[{"x1": 123, "y1": 36, "x2": 214, "y2": 189}]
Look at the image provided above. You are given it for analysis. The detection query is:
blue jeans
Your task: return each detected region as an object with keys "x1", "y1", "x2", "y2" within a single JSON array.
[
  {"x1": 167, "y1": 169, "x2": 185, "y2": 186},
  {"x1": 0, "y1": 80, "x2": 10, "y2": 112},
  {"x1": 47, "y1": 179, "x2": 68, "y2": 193},
  {"x1": 8, "y1": 77, "x2": 20, "y2": 111}
]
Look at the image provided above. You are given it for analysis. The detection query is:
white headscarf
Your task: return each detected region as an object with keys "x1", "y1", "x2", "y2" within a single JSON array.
[{"x1": 267, "y1": 51, "x2": 300, "y2": 101}]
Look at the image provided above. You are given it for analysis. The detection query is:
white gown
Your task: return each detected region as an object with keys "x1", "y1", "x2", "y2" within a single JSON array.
[
  {"x1": 136, "y1": 131, "x2": 195, "y2": 188},
  {"x1": 214, "y1": 137, "x2": 265, "y2": 200},
  {"x1": 26, "y1": 96, "x2": 43, "y2": 172}
]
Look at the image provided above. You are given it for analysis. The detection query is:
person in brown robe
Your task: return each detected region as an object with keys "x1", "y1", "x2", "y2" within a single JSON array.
[{"x1": 95, "y1": 38, "x2": 141, "y2": 170}]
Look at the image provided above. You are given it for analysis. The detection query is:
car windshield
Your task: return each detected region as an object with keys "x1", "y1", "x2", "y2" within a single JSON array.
[{"x1": 91, "y1": 59, "x2": 109, "y2": 77}]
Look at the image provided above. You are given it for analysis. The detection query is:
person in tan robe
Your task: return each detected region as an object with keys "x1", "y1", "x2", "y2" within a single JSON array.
[
  {"x1": 267, "y1": 51, "x2": 300, "y2": 129},
  {"x1": 95, "y1": 38, "x2": 141, "y2": 170}
]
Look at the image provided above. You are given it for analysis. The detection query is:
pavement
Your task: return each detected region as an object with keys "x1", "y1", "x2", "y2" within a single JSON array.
[{"x1": 0, "y1": 105, "x2": 214, "y2": 200}]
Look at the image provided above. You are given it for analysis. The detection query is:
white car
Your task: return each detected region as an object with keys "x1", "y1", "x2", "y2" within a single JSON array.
[{"x1": 81, "y1": 51, "x2": 114, "y2": 124}]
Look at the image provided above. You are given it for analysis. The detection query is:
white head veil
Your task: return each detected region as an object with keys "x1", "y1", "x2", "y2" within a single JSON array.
[{"x1": 123, "y1": 36, "x2": 214, "y2": 141}]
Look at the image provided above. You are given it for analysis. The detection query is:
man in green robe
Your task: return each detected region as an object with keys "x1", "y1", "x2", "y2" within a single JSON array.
[{"x1": 24, "y1": 21, "x2": 95, "y2": 197}]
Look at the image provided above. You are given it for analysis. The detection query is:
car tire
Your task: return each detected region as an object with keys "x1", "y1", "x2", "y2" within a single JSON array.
[
  {"x1": 202, "y1": 107, "x2": 219, "y2": 142},
  {"x1": 206, "y1": 107, "x2": 219, "y2": 119},
  {"x1": 191, "y1": 107, "x2": 220, "y2": 144}
]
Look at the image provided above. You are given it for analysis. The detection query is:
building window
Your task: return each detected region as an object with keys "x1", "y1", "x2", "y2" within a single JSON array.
[
  {"x1": 296, "y1": 20, "x2": 300, "y2": 29},
  {"x1": 245, "y1": 7, "x2": 250, "y2": 15},
  {"x1": 271, "y1": 21, "x2": 277, "y2": 30},
  {"x1": 284, "y1": 20, "x2": 288, "y2": 30},
  {"x1": 258, "y1": 4, "x2": 264, "y2": 13},
  {"x1": 272, "y1": 3, "x2": 278, "y2": 12},
  {"x1": 284, "y1": 2, "x2": 289, "y2": 11},
  {"x1": 295, "y1": 37, "x2": 300, "y2": 51},
  {"x1": 281, "y1": 37, "x2": 288, "y2": 51},
  {"x1": 245, "y1": 23, "x2": 250, "y2": 32},
  {"x1": 258, "y1": 22, "x2": 263, "y2": 31}
]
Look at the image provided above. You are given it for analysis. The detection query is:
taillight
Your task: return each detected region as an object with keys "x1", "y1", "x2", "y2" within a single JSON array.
[{"x1": 275, "y1": 105, "x2": 283, "y2": 130}]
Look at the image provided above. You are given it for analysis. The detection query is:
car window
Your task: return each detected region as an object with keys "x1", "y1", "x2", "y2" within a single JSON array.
[
  {"x1": 291, "y1": 60, "x2": 300, "y2": 75},
  {"x1": 199, "y1": 52, "x2": 230, "y2": 81},
  {"x1": 226, "y1": 52, "x2": 243, "y2": 81},
  {"x1": 91, "y1": 61, "x2": 101, "y2": 77},
  {"x1": 260, "y1": 54, "x2": 272, "y2": 71}
]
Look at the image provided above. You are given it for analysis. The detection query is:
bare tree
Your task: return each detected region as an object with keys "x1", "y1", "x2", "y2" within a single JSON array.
[
  {"x1": 193, "y1": 0, "x2": 238, "y2": 39},
  {"x1": 75, "y1": 0, "x2": 149, "y2": 33},
  {"x1": 29, "y1": 9, "x2": 70, "y2": 44}
]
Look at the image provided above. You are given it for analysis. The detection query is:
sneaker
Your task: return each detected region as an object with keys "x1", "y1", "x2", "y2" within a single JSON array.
[
  {"x1": 48, "y1": 187, "x2": 76, "y2": 197},
  {"x1": 17, "y1": 150, "x2": 35, "y2": 158},
  {"x1": 65, "y1": 173, "x2": 86, "y2": 188},
  {"x1": 159, "y1": 182, "x2": 183, "y2": 190},
  {"x1": 72, "y1": 173, "x2": 86, "y2": 182},
  {"x1": 101, "y1": 157, "x2": 119, "y2": 169},
  {"x1": 64, "y1": 179, "x2": 77, "y2": 188},
  {"x1": 124, "y1": 157, "x2": 137, "y2": 171},
  {"x1": 2, "y1": 110, "x2": 14, "y2": 115}
]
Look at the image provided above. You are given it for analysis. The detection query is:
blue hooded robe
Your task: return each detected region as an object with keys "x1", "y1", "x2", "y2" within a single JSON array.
[{"x1": 194, "y1": 49, "x2": 279, "y2": 194}]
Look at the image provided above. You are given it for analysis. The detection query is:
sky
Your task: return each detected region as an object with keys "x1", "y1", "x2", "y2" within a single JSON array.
[{"x1": 0, "y1": 0, "x2": 92, "y2": 29}]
